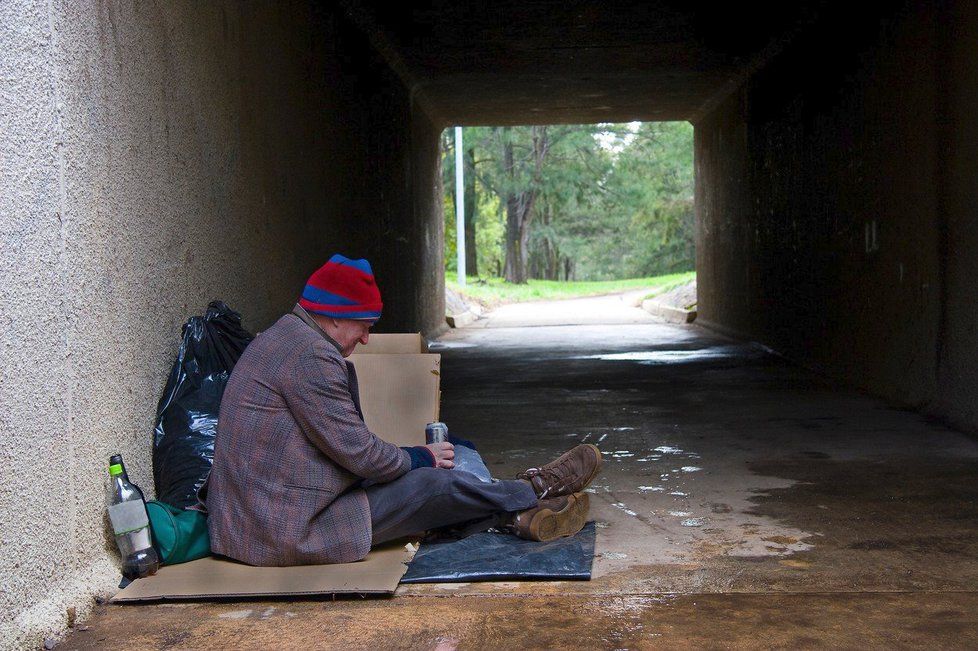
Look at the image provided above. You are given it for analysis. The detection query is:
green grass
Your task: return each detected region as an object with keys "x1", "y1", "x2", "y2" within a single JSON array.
[{"x1": 447, "y1": 271, "x2": 695, "y2": 307}]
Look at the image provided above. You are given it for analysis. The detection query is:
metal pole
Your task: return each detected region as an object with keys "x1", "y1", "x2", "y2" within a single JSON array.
[{"x1": 454, "y1": 126, "x2": 466, "y2": 286}]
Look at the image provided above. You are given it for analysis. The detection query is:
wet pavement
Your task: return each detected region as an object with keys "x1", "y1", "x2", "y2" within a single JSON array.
[{"x1": 62, "y1": 298, "x2": 978, "y2": 649}]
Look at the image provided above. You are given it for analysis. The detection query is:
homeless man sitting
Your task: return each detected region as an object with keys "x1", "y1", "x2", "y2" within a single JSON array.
[{"x1": 206, "y1": 254, "x2": 603, "y2": 565}]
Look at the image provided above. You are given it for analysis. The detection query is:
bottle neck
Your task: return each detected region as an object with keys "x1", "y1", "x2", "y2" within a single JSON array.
[
  {"x1": 110, "y1": 469, "x2": 146, "y2": 503},
  {"x1": 109, "y1": 456, "x2": 131, "y2": 482}
]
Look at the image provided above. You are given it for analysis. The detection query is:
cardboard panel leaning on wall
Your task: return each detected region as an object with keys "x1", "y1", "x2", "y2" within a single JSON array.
[
  {"x1": 353, "y1": 333, "x2": 429, "y2": 354},
  {"x1": 348, "y1": 353, "x2": 441, "y2": 447}
]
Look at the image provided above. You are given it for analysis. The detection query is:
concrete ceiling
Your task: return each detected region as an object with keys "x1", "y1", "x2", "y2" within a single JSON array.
[{"x1": 343, "y1": 0, "x2": 828, "y2": 126}]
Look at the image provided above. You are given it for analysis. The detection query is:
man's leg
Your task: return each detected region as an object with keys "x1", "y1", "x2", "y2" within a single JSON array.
[{"x1": 364, "y1": 467, "x2": 538, "y2": 546}]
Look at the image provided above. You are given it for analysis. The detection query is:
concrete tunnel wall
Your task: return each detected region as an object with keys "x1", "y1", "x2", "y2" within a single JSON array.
[
  {"x1": 0, "y1": 1, "x2": 442, "y2": 646},
  {"x1": 695, "y1": 0, "x2": 978, "y2": 432}
]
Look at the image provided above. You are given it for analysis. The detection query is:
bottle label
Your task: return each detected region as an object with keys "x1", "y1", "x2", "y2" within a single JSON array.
[
  {"x1": 108, "y1": 500, "x2": 149, "y2": 535},
  {"x1": 130, "y1": 527, "x2": 152, "y2": 551}
]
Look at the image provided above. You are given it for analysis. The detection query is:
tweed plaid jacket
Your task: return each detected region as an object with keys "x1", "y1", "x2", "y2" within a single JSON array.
[{"x1": 206, "y1": 306, "x2": 411, "y2": 565}]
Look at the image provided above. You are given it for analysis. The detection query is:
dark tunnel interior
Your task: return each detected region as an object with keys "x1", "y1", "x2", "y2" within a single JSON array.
[{"x1": 336, "y1": 0, "x2": 978, "y2": 434}]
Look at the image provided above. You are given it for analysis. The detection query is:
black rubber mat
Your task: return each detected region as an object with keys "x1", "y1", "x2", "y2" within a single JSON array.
[{"x1": 400, "y1": 521, "x2": 596, "y2": 583}]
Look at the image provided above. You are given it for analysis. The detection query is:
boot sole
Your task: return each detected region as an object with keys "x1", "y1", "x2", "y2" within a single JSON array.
[{"x1": 530, "y1": 492, "x2": 590, "y2": 542}]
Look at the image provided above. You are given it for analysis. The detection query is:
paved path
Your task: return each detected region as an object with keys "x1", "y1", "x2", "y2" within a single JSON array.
[
  {"x1": 471, "y1": 289, "x2": 659, "y2": 328},
  {"x1": 64, "y1": 309, "x2": 978, "y2": 649}
]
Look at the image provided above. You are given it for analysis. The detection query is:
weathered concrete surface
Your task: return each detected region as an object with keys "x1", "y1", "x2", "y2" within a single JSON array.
[
  {"x1": 59, "y1": 593, "x2": 978, "y2": 650},
  {"x1": 641, "y1": 281, "x2": 699, "y2": 324},
  {"x1": 694, "y1": 0, "x2": 978, "y2": 434},
  {"x1": 641, "y1": 299, "x2": 696, "y2": 324},
  {"x1": 0, "y1": 2, "x2": 441, "y2": 647},
  {"x1": 61, "y1": 307, "x2": 978, "y2": 648}
]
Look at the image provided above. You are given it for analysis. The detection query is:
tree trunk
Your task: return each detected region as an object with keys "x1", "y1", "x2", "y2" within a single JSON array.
[
  {"x1": 463, "y1": 146, "x2": 478, "y2": 276},
  {"x1": 534, "y1": 206, "x2": 560, "y2": 281},
  {"x1": 546, "y1": 243, "x2": 559, "y2": 280},
  {"x1": 504, "y1": 191, "x2": 527, "y2": 283},
  {"x1": 503, "y1": 126, "x2": 549, "y2": 284},
  {"x1": 502, "y1": 129, "x2": 524, "y2": 283}
]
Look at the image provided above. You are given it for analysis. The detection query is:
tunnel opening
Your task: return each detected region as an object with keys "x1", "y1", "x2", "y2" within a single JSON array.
[{"x1": 438, "y1": 121, "x2": 696, "y2": 329}]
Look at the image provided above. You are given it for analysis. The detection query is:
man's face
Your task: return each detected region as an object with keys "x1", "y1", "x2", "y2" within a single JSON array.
[{"x1": 331, "y1": 318, "x2": 372, "y2": 357}]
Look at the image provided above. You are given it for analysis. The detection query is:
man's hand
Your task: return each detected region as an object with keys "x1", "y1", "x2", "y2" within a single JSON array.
[{"x1": 426, "y1": 442, "x2": 455, "y2": 469}]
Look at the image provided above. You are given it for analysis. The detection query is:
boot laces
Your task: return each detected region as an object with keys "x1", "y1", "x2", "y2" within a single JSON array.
[{"x1": 521, "y1": 462, "x2": 572, "y2": 499}]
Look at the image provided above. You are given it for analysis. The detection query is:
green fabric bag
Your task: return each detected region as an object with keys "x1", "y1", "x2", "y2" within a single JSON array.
[{"x1": 146, "y1": 500, "x2": 211, "y2": 565}]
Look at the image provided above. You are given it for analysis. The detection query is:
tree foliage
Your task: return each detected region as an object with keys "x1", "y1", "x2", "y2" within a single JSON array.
[{"x1": 442, "y1": 121, "x2": 694, "y2": 282}]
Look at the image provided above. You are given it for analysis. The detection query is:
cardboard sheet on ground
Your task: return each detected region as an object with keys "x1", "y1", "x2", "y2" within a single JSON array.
[
  {"x1": 112, "y1": 542, "x2": 416, "y2": 601},
  {"x1": 400, "y1": 522, "x2": 597, "y2": 583}
]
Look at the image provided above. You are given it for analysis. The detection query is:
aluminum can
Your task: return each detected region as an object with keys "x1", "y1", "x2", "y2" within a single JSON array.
[{"x1": 425, "y1": 421, "x2": 448, "y2": 444}]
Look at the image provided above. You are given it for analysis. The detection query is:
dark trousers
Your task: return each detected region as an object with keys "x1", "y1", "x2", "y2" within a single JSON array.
[{"x1": 365, "y1": 467, "x2": 539, "y2": 545}]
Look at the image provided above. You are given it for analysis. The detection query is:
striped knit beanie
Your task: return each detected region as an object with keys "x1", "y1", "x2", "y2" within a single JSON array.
[{"x1": 299, "y1": 254, "x2": 383, "y2": 321}]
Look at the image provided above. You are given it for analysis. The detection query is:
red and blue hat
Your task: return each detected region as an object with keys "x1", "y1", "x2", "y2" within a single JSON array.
[{"x1": 299, "y1": 254, "x2": 383, "y2": 321}]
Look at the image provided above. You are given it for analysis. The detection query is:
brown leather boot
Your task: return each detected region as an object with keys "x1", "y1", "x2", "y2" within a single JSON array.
[
  {"x1": 517, "y1": 444, "x2": 603, "y2": 499},
  {"x1": 510, "y1": 492, "x2": 590, "y2": 542}
]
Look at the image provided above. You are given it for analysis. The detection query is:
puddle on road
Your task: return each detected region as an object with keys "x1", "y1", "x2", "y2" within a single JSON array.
[
  {"x1": 572, "y1": 344, "x2": 765, "y2": 364},
  {"x1": 603, "y1": 552, "x2": 628, "y2": 560},
  {"x1": 428, "y1": 341, "x2": 476, "y2": 349},
  {"x1": 612, "y1": 502, "x2": 639, "y2": 517},
  {"x1": 655, "y1": 446, "x2": 683, "y2": 454}
]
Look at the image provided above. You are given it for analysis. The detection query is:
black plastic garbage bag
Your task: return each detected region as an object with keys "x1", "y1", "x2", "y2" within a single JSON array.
[{"x1": 153, "y1": 301, "x2": 254, "y2": 508}]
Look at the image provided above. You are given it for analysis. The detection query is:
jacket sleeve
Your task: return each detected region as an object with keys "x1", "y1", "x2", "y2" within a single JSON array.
[{"x1": 285, "y1": 343, "x2": 411, "y2": 483}]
